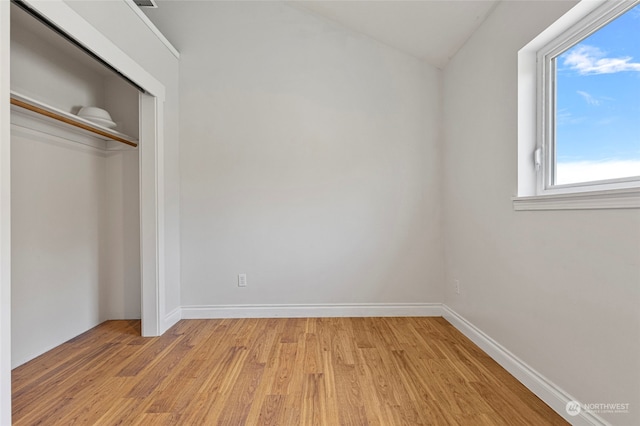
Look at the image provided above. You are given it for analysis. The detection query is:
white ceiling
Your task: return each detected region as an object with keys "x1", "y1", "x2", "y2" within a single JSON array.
[
  {"x1": 288, "y1": 0, "x2": 500, "y2": 68},
  {"x1": 145, "y1": 0, "x2": 500, "y2": 69}
]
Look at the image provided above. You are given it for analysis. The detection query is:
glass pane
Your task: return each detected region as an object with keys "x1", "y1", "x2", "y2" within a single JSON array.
[{"x1": 555, "y1": 4, "x2": 640, "y2": 185}]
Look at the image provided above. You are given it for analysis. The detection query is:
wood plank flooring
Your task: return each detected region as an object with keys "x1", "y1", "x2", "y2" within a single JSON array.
[{"x1": 12, "y1": 317, "x2": 568, "y2": 425}]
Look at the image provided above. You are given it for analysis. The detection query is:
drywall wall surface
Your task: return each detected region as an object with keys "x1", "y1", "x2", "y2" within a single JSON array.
[
  {"x1": 65, "y1": 0, "x2": 181, "y2": 317},
  {"x1": 11, "y1": 123, "x2": 139, "y2": 367},
  {"x1": 0, "y1": 0, "x2": 12, "y2": 422},
  {"x1": 145, "y1": 1, "x2": 443, "y2": 307},
  {"x1": 104, "y1": 75, "x2": 140, "y2": 139},
  {"x1": 442, "y1": 1, "x2": 640, "y2": 424},
  {"x1": 104, "y1": 150, "x2": 141, "y2": 320},
  {"x1": 11, "y1": 129, "x2": 107, "y2": 368},
  {"x1": 10, "y1": 7, "x2": 104, "y2": 115}
]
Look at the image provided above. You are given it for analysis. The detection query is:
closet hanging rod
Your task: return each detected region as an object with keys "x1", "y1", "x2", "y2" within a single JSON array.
[{"x1": 10, "y1": 94, "x2": 138, "y2": 147}]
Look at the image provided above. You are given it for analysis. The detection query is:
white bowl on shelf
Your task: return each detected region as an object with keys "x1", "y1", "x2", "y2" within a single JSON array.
[{"x1": 77, "y1": 106, "x2": 117, "y2": 128}]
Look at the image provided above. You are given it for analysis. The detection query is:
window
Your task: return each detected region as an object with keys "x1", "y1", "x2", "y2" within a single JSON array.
[{"x1": 515, "y1": 0, "x2": 640, "y2": 210}]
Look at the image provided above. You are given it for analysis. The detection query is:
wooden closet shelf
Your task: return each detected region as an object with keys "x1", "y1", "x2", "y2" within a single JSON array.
[{"x1": 10, "y1": 92, "x2": 138, "y2": 147}]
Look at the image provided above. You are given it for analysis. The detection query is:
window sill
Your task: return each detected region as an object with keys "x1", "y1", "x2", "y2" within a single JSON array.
[{"x1": 512, "y1": 188, "x2": 640, "y2": 211}]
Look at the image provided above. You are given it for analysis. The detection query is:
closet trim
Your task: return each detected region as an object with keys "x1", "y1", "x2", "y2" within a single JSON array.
[
  {"x1": 0, "y1": 2, "x2": 11, "y2": 425},
  {"x1": 9, "y1": 0, "x2": 168, "y2": 340},
  {"x1": 13, "y1": 0, "x2": 168, "y2": 340},
  {"x1": 20, "y1": 0, "x2": 165, "y2": 101},
  {"x1": 12, "y1": 0, "x2": 145, "y2": 94},
  {"x1": 3, "y1": 0, "x2": 173, "y2": 415}
]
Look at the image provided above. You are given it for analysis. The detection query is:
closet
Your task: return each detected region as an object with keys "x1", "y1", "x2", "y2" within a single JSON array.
[{"x1": 10, "y1": 2, "x2": 142, "y2": 367}]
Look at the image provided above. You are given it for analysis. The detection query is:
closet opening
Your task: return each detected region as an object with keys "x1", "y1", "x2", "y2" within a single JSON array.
[{"x1": 9, "y1": 1, "x2": 149, "y2": 368}]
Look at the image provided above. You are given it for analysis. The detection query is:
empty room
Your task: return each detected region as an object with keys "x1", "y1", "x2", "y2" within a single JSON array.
[{"x1": 0, "y1": 0, "x2": 638, "y2": 425}]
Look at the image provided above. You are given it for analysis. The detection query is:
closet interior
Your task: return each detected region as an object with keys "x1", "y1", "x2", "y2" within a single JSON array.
[{"x1": 10, "y1": 2, "x2": 142, "y2": 368}]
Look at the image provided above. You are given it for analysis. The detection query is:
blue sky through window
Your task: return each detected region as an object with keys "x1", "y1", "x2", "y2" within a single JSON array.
[{"x1": 555, "y1": 4, "x2": 640, "y2": 184}]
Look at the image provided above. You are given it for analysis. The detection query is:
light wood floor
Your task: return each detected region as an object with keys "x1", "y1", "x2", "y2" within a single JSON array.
[{"x1": 12, "y1": 317, "x2": 568, "y2": 425}]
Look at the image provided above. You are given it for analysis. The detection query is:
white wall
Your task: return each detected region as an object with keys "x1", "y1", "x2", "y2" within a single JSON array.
[
  {"x1": 10, "y1": 123, "x2": 141, "y2": 369},
  {"x1": 442, "y1": 1, "x2": 640, "y2": 424},
  {"x1": 11, "y1": 126, "x2": 105, "y2": 367},
  {"x1": 65, "y1": 0, "x2": 181, "y2": 321},
  {"x1": 103, "y1": 150, "x2": 141, "y2": 320},
  {"x1": 0, "y1": 0, "x2": 12, "y2": 422},
  {"x1": 10, "y1": 9, "x2": 104, "y2": 114},
  {"x1": 143, "y1": 1, "x2": 443, "y2": 308},
  {"x1": 10, "y1": 4, "x2": 143, "y2": 365}
]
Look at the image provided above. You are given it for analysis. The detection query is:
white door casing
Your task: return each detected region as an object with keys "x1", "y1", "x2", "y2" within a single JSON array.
[{"x1": 0, "y1": 0, "x2": 167, "y2": 421}]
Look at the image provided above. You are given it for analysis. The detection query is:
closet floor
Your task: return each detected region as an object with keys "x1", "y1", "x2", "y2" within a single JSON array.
[{"x1": 12, "y1": 317, "x2": 567, "y2": 425}]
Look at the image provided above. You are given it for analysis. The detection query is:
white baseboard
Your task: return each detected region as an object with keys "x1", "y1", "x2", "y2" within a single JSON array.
[
  {"x1": 165, "y1": 302, "x2": 609, "y2": 425},
  {"x1": 162, "y1": 307, "x2": 182, "y2": 332},
  {"x1": 441, "y1": 305, "x2": 608, "y2": 426},
  {"x1": 181, "y1": 302, "x2": 442, "y2": 319}
]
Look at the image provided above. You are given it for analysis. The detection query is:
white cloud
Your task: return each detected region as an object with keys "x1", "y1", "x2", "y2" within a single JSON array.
[
  {"x1": 556, "y1": 108, "x2": 586, "y2": 125},
  {"x1": 576, "y1": 90, "x2": 600, "y2": 105},
  {"x1": 556, "y1": 160, "x2": 640, "y2": 185},
  {"x1": 563, "y1": 45, "x2": 640, "y2": 75},
  {"x1": 595, "y1": 117, "x2": 617, "y2": 126}
]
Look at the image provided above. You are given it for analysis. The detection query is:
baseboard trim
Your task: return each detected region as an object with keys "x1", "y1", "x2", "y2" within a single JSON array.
[
  {"x1": 181, "y1": 303, "x2": 442, "y2": 319},
  {"x1": 166, "y1": 302, "x2": 609, "y2": 424},
  {"x1": 162, "y1": 307, "x2": 182, "y2": 332},
  {"x1": 441, "y1": 305, "x2": 608, "y2": 426}
]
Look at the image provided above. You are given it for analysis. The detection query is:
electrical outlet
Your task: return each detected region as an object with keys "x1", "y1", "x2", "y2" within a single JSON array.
[
  {"x1": 238, "y1": 273, "x2": 247, "y2": 287},
  {"x1": 454, "y1": 279, "x2": 460, "y2": 295}
]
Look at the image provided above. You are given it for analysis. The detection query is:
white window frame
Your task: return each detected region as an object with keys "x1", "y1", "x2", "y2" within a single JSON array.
[{"x1": 514, "y1": 0, "x2": 640, "y2": 211}]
